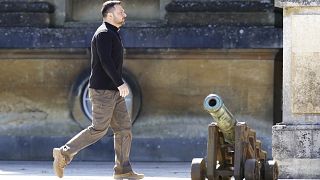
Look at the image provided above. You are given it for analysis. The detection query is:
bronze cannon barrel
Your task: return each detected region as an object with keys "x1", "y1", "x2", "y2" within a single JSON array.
[{"x1": 203, "y1": 94, "x2": 237, "y2": 144}]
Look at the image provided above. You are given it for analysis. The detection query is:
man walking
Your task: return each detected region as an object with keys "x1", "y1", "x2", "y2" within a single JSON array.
[{"x1": 52, "y1": 1, "x2": 144, "y2": 179}]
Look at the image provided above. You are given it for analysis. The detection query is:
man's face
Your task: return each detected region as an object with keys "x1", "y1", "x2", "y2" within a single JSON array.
[{"x1": 110, "y1": 4, "x2": 127, "y2": 27}]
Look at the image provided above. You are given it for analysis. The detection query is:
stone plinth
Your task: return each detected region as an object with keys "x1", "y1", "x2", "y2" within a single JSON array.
[
  {"x1": 273, "y1": 0, "x2": 320, "y2": 178},
  {"x1": 273, "y1": 125, "x2": 320, "y2": 178}
]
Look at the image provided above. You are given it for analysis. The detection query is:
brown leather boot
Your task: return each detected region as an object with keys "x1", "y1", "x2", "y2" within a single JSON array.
[
  {"x1": 52, "y1": 148, "x2": 67, "y2": 178},
  {"x1": 113, "y1": 171, "x2": 144, "y2": 179}
]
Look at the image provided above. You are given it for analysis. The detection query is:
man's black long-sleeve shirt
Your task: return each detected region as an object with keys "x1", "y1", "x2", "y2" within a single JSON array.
[{"x1": 89, "y1": 22, "x2": 124, "y2": 90}]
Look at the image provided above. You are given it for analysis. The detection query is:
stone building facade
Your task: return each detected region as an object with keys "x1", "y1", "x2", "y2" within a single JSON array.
[{"x1": 0, "y1": 0, "x2": 282, "y2": 161}]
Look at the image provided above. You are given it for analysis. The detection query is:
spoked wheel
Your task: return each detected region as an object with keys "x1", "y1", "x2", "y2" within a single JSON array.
[
  {"x1": 264, "y1": 160, "x2": 279, "y2": 180},
  {"x1": 245, "y1": 159, "x2": 260, "y2": 180},
  {"x1": 191, "y1": 158, "x2": 206, "y2": 180}
]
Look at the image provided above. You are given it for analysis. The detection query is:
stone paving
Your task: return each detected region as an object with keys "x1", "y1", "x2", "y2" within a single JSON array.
[
  {"x1": 0, "y1": 161, "x2": 190, "y2": 180},
  {"x1": 0, "y1": 161, "x2": 314, "y2": 180}
]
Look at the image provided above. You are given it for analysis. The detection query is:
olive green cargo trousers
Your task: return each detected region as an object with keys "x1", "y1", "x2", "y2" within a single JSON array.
[{"x1": 60, "y1": 88, "x2": 133, "y2": 174}]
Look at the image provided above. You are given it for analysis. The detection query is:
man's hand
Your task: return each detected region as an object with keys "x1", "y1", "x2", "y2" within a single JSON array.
[{"x1": 117, "y1": 83, "x2": 129, "y2": 97}]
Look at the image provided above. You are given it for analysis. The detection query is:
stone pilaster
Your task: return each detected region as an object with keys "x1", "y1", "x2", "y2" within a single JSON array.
[{"x1": 273, "y1": 0, "x2": 320, "y2": 178}]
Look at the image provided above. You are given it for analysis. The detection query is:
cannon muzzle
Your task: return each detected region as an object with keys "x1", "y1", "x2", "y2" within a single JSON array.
[{"x1": 203, "y1": 94, "x2": 237, "y2": 144}]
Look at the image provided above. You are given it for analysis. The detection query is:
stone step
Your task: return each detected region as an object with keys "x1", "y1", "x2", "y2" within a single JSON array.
[
  {"x1": 165, "y1": 0, "x2": 274, "y2": 13},
  {"x1": 0, "y1": 12, "x2": 50, "y2": 27},
  {"x1": 166, "y1": 12, "x2": 277, "y2": 26},
  {"x1": 0, "y1": 1, "x2": 53, "y2": 13},
  {"x1": 0, "y1": 1, "x2": 53, "y2": 27},
  {"x1": 165, "y1": 0, "x2": 282, "y2": 26},
  {"x1": 0, "y1": 26, "x2": 282, "y2": 48}
]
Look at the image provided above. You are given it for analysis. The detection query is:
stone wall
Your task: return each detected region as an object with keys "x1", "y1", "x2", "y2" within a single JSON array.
[
  {"x1": 125, "y1": 49, "x2": 277, "y2": 142},
  {"x1": 166, "y1": 0, "x2": 280, "y2": 26},
  {"x1": 0, "y1": 49, "x2": 277, "y2": 138},
  {"x1": 0, "y1": 48, "x2": 278, "y2": 160},
  {"x1": 0, "y1": 0, "x2": 282, "y2": 161},
  {"x1": 0, "y1": 49, "x2": 90, "y2": 136},
  {"x1": 31, "y1": 0, "x2": 278, "y2": 27}
]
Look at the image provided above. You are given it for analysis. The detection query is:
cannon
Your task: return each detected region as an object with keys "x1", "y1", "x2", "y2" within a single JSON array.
[{"x1": 191, "y1": 94, "x2": 279, "y2": 180}]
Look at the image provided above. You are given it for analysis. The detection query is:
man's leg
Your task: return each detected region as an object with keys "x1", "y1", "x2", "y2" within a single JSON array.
[
  {"x1": 53, "y1": 89, "x2": 116, "y2": 178},
  {"x1": 111, "y1": 92, "x2": 144, "y2": 179}
]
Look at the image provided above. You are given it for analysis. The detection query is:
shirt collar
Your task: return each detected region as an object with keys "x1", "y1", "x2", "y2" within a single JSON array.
[{"x1": 104, "y1": 22, "x2": 119, "y2": 32}]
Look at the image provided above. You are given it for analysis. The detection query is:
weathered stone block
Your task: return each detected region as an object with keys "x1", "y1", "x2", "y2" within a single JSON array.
[
  {"x1": 290, "y1": 14, "x2": 320, "y2": 113},
  {"x1": 313, "y1": 131, "x2": 320, "y2": 158},
  {"x1": 273, "y1": 124, "x2": 320, "y2": 178},
  {"x1": 166, "y1": 0, "x2": 274, "y2": 12},
  {"x1": 278, "y1": 159, "x2": 320, "y2": 179},
  {"x1": 272, "y1": 125, "x2": 296, "y2": 159},
  {"x1": 0, "y1": 12, "x2": 50, "y2": 27},
  {"x1": 0, "y1": 26, "x2": 282, "y2": 48},
  {"x1": 276, "y1": 0, "x2": 320, "y2": 8},
  {"x1": 295, "y1": 128, "x2": 312, "y2": 158},
  {"x1": 166, "y1": 12, "x2": 275, "y2": 26},
  {"x1": 0, "y1": 1, "x2": 53, "y2": 13},
  {"x1": 0, "y1": 1, "x2": 53, "y2": 27},
  {"x1": 273, "y1": 124, "x2": 320, "y2": 159},
  {"x1": 165, "y1": 0, "x2": 280, "y2": 26}
]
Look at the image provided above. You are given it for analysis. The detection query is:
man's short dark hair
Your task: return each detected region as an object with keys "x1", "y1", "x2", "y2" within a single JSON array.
[{"x1": 101, "y1": 1, "x2": 121, "y2": 17}]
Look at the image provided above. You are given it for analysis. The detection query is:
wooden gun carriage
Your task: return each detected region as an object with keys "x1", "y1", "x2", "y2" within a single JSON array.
[{"x1": 191, "y1": 94, "x2": 279, "y2": 180}]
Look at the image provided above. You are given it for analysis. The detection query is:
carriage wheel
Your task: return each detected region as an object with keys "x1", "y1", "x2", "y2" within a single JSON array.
[
  {"x1": 245, "y1": 159, "x2": 260, "y2": 180},
  {"x1": 191, "y1": 158, "x2": 206, "y2": 180},
  {"x1": 264, "y1": 160, "x2": 279, "y2": 180}
]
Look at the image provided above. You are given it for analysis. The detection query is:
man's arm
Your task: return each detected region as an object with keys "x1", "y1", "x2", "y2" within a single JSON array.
[
  {"x1": 96, "y1": 31, "x2": 124, "y2": 87},
  {"x1": 96, "y1": 32, "x2": 129, "y2": 97}
]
